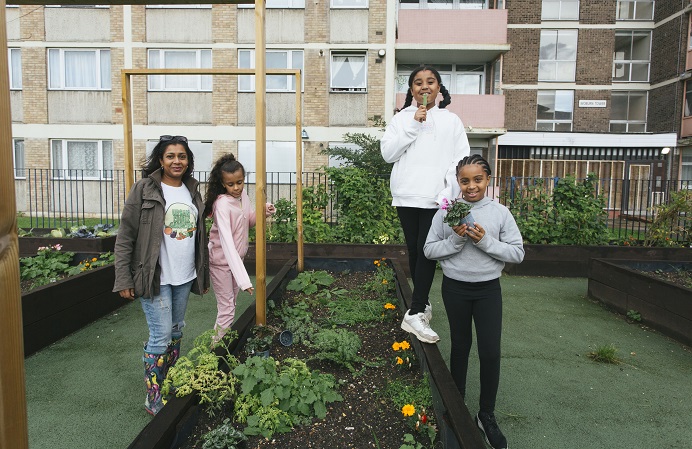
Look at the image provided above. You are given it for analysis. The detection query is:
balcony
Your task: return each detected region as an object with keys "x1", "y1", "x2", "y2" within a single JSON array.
[
  {"x1": 396, "y1": 9, "x2": 509, "y2": 64},
  {"x1": 395, "y1": 93, "x2": 505, "y2": 137}
]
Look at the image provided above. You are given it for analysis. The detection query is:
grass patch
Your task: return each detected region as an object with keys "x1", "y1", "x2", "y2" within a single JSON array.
[{"x1": 587, "y1": 343, "x2": 622, "y2": 364}]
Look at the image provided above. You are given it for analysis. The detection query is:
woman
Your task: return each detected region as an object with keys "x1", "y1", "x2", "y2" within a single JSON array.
[{"x1": 113, "y1": 135, "x2": 209, "y2": 416}]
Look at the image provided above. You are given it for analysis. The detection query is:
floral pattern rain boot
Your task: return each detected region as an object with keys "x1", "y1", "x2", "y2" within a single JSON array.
[
  {"x1": 164, "y1": 336, "x2": 182, "y2": 378},
  {"x1": 143, "y1": 348, "x2": 168, "y2": 416}
]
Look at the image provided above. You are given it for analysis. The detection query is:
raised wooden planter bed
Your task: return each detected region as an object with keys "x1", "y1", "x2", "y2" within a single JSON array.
[
  {"x1": 19, "y1": 229, "x2": 117, "y2": 257},
  {"x1": 246, "y1": 243, "x2": 692, "y2": 278},
  {"x1": 588, "y1": 259, "x2": 692, "y2": 346},
  {"x1": 127, "y1": 257, "x2": 485, "y2": 449},
  {"x1": 22, "y1": 257, "x2": 128, "y2": 357}
]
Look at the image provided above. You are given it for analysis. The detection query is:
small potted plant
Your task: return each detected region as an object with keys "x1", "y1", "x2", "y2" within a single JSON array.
[
  {"x1": 245, "y1": 325, "x2": 277, "y2": 358},
  {"x1": 441, "y1": 198, "x2": 474, "y2": 227}
]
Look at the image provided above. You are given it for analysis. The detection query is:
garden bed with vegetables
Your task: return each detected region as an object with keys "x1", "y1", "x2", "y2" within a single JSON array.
[
  {"x1": 128, "y1": 258, "x2": 486, "y2": 449},
  {"x1": 588, "y1": 259, "x2": 692, "y2": 346},
  {"x1": 18, "y1": 225, "x2": 117, "y2": 257}
]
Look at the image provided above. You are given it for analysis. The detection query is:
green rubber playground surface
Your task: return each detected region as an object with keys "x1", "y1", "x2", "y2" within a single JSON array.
[{"x1": 25, "y1": 273, "x2": 692, "y2": 449}]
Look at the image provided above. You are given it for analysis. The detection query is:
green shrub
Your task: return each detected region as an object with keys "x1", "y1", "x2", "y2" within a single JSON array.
[{"x1": 645, "y1": 189, "x2": 691, "y2": 247}]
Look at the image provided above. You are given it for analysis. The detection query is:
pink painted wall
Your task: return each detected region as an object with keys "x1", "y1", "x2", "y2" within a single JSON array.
[
  {"x1": 395, "y1": 93, "x2": 505, "y2": 129},
  {"x1": 397, "y1": 9, "x2": 508, "y2": 45}
]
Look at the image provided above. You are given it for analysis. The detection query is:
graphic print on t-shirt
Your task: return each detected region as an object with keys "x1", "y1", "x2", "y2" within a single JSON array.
[{"x1": 163, "y1": 202, "x2": 197, "y2": 240}]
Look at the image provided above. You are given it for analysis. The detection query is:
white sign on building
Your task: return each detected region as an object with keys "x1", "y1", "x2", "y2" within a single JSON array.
[{"x1": 578, "y1": 100, "x2": 607, "y2": 108}]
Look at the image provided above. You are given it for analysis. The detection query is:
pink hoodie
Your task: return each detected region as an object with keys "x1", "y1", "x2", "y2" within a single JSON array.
[{"x1": 208, "y1": 190, "x2": 256, "y2": 291}]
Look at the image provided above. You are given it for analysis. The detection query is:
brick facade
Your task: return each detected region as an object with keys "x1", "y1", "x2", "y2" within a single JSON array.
[
  {"x1": 506, "y1": 0, "x2": 540, "y2": 24},
  {"x1": 649, "y1": 16, "x2": 687, "y2": 84},
  {"x1": 505, "y1": 90, "x2": 537, "y2": 131},
  {"x1": 575, "y1": 30, "x2": 614, "y2": 85},
  {"x1": 579, "y1": 0, "x2": 616, "y2": 25},
  {"x1": 573, "y1": 90, "x2": 611, "y2": 132},
  {"x1": 648, "y1": 83, "x2": 683, "y2": 134},
  {"x1": 503, "y1": 29, "x2": 540, "y2": 85}
]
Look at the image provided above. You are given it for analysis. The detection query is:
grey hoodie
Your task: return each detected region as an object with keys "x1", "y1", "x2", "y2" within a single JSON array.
[{"x1": 423, "y1": 196, "x2": 524, "y2": 282}]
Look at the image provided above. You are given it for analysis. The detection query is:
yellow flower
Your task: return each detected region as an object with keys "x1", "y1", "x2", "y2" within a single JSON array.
[
  {"x1": 402, "y1": 404, "x2": 415, "y2": 417},
  {"x1": 382, "y1": 279, "x2": 388, "y2": 284},
  {"x1": 85, "y1": 263, "x2": 90, "y2": 267},
  {"x1": 373, "y1": 260, "x2": 379, "y2": 266},
  {"x1": 92, "y1": 257, "x2": 97, "y2": 262},
  {"x1": 396, "y1": 357, "x2": 403, "y2": 365},
  {"x1": 392, "y1": 342, "x2": 401, "y2": 351},
  {"x1": 400, "y1": 340, "x2": 411, "y2": 350},
  {"x1": 384, "y1": 303, "x2": 396, "y2": 310}
]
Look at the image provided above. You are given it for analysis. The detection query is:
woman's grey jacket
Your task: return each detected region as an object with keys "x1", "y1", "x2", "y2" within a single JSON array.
[{"x1": 113, "y1": 170, "x2": 209, "y2": 299}]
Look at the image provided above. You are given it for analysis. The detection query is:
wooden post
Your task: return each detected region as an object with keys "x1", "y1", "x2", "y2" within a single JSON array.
[
  {"x1": 0, "y1": 2, "x2": 29, "y2": 448},
  {"x1": 122, "y1": 70, "x2": 134, "y2": 194},
  {"x1": 295, "y1": 70, "x2": 304, "y2": 272},
  {"x1": 254, "y1": 0, "x2": 267, "y2": 325}
]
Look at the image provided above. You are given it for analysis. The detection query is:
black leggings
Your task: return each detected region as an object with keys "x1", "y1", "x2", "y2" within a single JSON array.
[
  {"x1": 441, "y1": 275, "x2": 502, "y2": 413},
  {"x1": 397, "y1": 207, "x2": 438, "y2": 314}
]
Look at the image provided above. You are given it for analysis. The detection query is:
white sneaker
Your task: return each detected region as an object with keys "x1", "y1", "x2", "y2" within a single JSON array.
[
  {"x1": 424, "y1": 304, "x2": 432, "y2": 322},
  {"x1": 401, "y1": 310, "x2": 440, "y2": 344}
]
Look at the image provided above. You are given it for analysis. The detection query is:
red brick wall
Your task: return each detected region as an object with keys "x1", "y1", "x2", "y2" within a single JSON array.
[
  {"x1": 576, "y1": 30, "x2": 615, "y2": 84},
  {"x1": 573, "y1": 90, "x2": 611, "y2": 132},
  {"x1": 504, "y1": 29, "x2": 540, "y2": 85},
  {"x1": 505, "y1": 90, "x2": 537, "y2": 131}
]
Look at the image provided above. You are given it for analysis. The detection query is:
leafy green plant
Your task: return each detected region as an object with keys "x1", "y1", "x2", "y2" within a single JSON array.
[
  {"x1": 201, "y1": 418, "x2": 247, "y2": 449},
  {"x1": 363, "y1": 258, "x2": 396, "y2": 297},
  {"x1": 232, "y1": 357, "x2": 342, "y2": 439},
  {"x1": 644, "y1": 189, "x2": 691, "y2": 247},
  {"x1": 626, "y1": 309, "x2": 642, "y2": 322},
  {"x1": 399, "y1": 433, "x2": 424, "y2": 449},
  {"x1": 267, "y1": 185, "x2": 334, "y2": 243},
  {"x1": 441, "y1": 198, "x2": 472, "y2": 226},
  {"x1": 18, "y1": 228, "x2": 33, "y2": 237},
  {"x1": 286, "y1": 270, "x2": 335, "y2": 295},
  {"x1": 163, "y1": 330, "x2": 239, "y2": 416},
  {"x1": 308, "y1": 328, "x2": 374, "y2": 374},
  {"x1": 19, "y1": 244, "x2": 74, "y2": 289},
  {"x1": 587, "y1": 343, "x2": 621, "y2": 364},
  {"x1": 321, "y1": 116, "x2": 391, "y2": 176},
  {"x1": 326, "y1": 298, "x2": 386, "y2": 326},
  {"x1": 244, "y1": 324, "x2": 277, "y2": 355},
  {"x1": 65, "y1": 252, "x2": 115, "y2": 275},
  {"x1": 266, "y1": 198, "x2": 297, "y2": 243},
  {"x1": 276, "y1": 302, "x2": 316, "y2": 345}
]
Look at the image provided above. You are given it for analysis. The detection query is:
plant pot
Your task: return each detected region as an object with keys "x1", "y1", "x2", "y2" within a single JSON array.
[{"x1": 279, "y1": 330, "x2": 293, "y2": 346}]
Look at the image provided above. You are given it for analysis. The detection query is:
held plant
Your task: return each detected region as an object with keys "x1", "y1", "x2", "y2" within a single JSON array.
[{"x1": 441, "y1": 198, "x2": 472, "y2": 226}]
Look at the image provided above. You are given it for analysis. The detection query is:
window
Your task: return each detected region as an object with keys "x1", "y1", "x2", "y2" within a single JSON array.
[
  {"x1": 238, "y1": 49, "x2": 303, "y2": 92},
  {"x1": 539, "y1": 30, "x2": 577, "y2": 82},
  {"x1": 331, "y1": 0, "x2": 368, "y2": 8},
  {"x1": 616, "y1": 0, "x2": 654, "y2": 20},
  {"x1": 610, "y1": 91, "x2": 647, "y2": 132},
  {"x1": 146, "y1": 4, "x2": 211, "y2": 8},
  {"x1": 45, "y1": 5, "x2": 109, "y2": 8},
  {"x1": 51, "y1": 140, "x2": 113, "y2": 179},
  {"x1": 13, "y1": 139, "x2": 25, "y2": 179},
  {"x1": 682, "y1": 149, "x2": 692, "y2": 183},
  {"x1": 148, "y1": 49, "x2": 212, "y2": 92},
  {"x1": 238, "y1": 0, "x2": 305, "y2": 8},
  {"x1": 396, "y1": 64, "x2": 485, "y2": 95},
  {"x1": 8, "y1": 48, "x2": 21, "y2": 90},
  {"x1": 613, "y1": 31, "x2": 651, "y2": 82},
  {"x1": 237, "y1": 141, "x2": 297, "y2": 184},
  {"x1": 542, "y1": 0, "x2": 579, "y2": 20},
  {"x1": 48, "y1": 49, "x2": 111, "y2": 90},
  {"x1": 399, "y1": 0, "x2": 485, "y2": 9},
  {"x1": 331, "y1": 52, "x2": 367, "y2": 92},
  {"x1": 685, "y1": 81, "x2": 692, "y2": 117},
  {"x1": 536, "y1": 90, "x2": 574, "y2": 131}
]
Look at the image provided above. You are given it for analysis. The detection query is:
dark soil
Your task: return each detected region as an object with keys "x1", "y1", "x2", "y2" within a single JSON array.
[
  {"x1": 637, "y1": 268, "x2": 692, "y2": 289},
  {"x1": 179, "y1": 270, "x2": 443, "y2": 449}
]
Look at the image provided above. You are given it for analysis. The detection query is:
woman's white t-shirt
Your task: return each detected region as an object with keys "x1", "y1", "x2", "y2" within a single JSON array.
[{"x1": 159, "y1": 183, "x2": 198, "y2": 286}]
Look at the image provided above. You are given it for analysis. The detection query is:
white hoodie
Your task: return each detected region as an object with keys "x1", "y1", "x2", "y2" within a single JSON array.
[{"x1": 381, "y1": 105, "x2": 470, "y2": 208}]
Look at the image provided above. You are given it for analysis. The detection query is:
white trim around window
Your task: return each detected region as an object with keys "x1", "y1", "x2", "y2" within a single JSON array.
[
  {"x1": 8, "y1": 48, "x2": 21, "y2": 90},
  {"x1": 13, "y1": 138, "x2": 25, "y2": 179},
  {"x1": 536, "y1": 90, "x2": 574, "y2": 132},
  {"x1": 609, "y1": 91, "x2": 648, "y2": 133},
  {"x1": 539, "y1": 29, "x2": 577, "y2": 82},
  {"x1": 238, "y1": 0, "x2": 305, "y2": 8},
  {"x1": 238, "y1": 49, "x2": 304, "y2": 92},
  {"x1": 48, "y1": 48, "x2": 111, "y2": 91},
  {"x1": 148, "y1": 49, "x2": 212, "y2": 92},
  {"x1": 331, "y1": 0, "x2": 368, "y2": 8},
  {"x1": 616, "y1": 0, "x2": 654, "y2": 21},
  {"x1": 50, "y1": 139, "x2": 114, "y2": 180},
  {"x1": 541, "y1": 0, "x2": 579, "y2": 20},
  {"x1": 613, "y1": 30, "x2": 651, "y2": 82},
  {"x1": 146, "y1": 4, "x2": 212, "y2": 8},
  {"x1": 330, "y1": 51, "x2": 367, "y2": 92}
]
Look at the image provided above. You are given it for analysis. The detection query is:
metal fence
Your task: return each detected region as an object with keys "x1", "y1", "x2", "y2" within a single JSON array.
[{"x1": 14, "y1": 170, "x2": 691, "y2": 240}]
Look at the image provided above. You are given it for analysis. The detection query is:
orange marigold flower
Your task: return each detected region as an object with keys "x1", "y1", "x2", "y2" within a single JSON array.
[
  {"x1": 384, "y1": 303, "x2": 396, "y2": 310},
  {"x1": 402, "y1": 404, "x2": 415, "y2": 417},
  {"x1": 392, "y1": 342, "x2": 401, "y2": 351},
  {"x1": 399, "y1": 340, "x2": 411, "y2": 350},
  {"x1": 92, "y1": 257, "x2": 98, "y2": 262},
  {"x1": 396, "y1": 357, "x2": 404, "y2": 365}
]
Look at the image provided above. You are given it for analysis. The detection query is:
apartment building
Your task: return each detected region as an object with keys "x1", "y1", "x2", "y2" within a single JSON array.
[{"x1": 5, "y1": 1, "x2": 690, "y2": 220}]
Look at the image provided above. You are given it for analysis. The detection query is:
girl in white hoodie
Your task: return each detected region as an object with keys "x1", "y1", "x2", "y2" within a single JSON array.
[{"x1": 381, "y1": 65, "x2": 470, "y2": 344}]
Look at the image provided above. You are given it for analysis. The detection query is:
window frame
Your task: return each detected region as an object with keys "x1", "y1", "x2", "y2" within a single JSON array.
[
  {"x1": 685, "y1": 80, "x2": 692, "y2": 118},
  {"x1": 538, "y1": 29, "x2": 578, "y2": 82},
  {"x1": 541, "y1": 0, "x2": 580, "y2": 20},
  {"x1": 237, "y1": 0, "x2": 305, "y2": 8},
  {"x1": 398, "y1": 0, "x2": 486, "y2": 10},
  {"x1": 616, "y1": 0, "x2": 655, "y2": 21},
  {"x1": 330, "y1": 0, "x2": 369, "y2": 9},
  {"x1": 13, "y1": 138, "x2": 25, "y2": 179},
  {"x1": 396, "y1": 63, "x2": 486, "y2": 95},
  {"x1": 238, "y1": 49, "x2": 304, "y2": 93},
  {"x1": 681, "y1": 148, "x2": 692, "y2": 185},
  {"x1": 50, "y1": 139, "x2": 114, "y2": 180},
  {"x1": 330, "y1": 51, "x2": 368, "y2": 93},
  {"x1": 145, "y1": 4, "x2": 212, "y2": 8},
  {"x1": 8, "y1": 48, "x2": 21, "y2": 90},
  {"x1": 613, "y1": 30, "x2": 651, "y2": 82},
  {"x1": 536, "y1": 90, "x2": 574, "y2": 132},
  {"x1": 237, "y1": 141, "x2": 298, "y2": 184},
  {"x1": 609, "y1": 91, "x2": 648, "y2": 133},
  {"x1": 147, "y1": 48, "x2": 213, "y2": 92},
  {"x1": 47, "y1": 48, "x2": 111, "y2": 91}
]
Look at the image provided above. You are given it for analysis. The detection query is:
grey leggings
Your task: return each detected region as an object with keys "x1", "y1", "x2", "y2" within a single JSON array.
[{"x1": 441, "y1": 275, "x2": 502, "y2": 413}]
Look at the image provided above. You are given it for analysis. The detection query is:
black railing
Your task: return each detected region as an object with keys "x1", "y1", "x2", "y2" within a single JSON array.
[{"x1": 14, "y1": 170, "x2": 691, "y2": 241}]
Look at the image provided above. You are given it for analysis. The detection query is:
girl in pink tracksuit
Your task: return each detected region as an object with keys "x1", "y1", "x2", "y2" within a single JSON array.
[{"x1": 203, "y1": 153, "x2": 275, "y2": 337}]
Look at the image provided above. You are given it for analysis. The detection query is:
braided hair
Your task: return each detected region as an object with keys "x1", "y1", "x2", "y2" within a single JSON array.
[
  {"x1": 402, "y1": 65, "x2": 452, "y2": 109},
  {"x1": 203, "y1": 153, "x2": 246, "y2": 217},
  {"x1": 456, "y1": 154, "x2": 492, "y2": 176}
]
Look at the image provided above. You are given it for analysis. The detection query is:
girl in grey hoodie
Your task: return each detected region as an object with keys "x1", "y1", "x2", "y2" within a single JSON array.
[{"x1": 424, "y1": 155, "x2": 524, "y2": 449}]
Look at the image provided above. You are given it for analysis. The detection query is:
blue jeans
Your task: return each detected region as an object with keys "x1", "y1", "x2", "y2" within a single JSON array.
[{"x1": 140, "y1": 281, "x2": 193, "y2": 354}]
